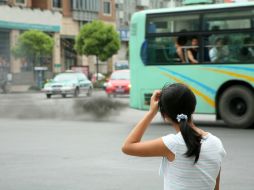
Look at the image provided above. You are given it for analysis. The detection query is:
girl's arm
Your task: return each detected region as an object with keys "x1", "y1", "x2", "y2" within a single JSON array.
[
  {"x1": 214, "y1": 170, "x2": 221, "y2": 190},
  {"x1": 187, "y1": 50, "x2": 198, "y2": 64},
  {"x1": 177, "y1": 47, "x2": 186, "y2": 63},
  {"x1": 122, "y1": 91, "x2": 174, "y2": 158}
]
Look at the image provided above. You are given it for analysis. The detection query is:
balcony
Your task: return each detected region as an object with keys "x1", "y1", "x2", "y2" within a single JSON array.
[
  {"x1": 72, "y1": 11, "x2": 98, "y2": 22},
  {"x1": 71, "y1": 0, "x2": 99, "y2": 22}
]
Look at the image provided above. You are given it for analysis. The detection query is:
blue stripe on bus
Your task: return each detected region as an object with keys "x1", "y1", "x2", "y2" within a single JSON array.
[
  {"x1": 158, "y1": 67, "x2": 216, "y2": 96},
  {"x1": 206, "y1": 65, "x2": 254, "y2": 72}
]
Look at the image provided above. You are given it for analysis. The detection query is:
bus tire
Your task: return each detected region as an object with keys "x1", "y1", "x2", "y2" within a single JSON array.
[{"x1": 218, "y1": 85, "x2": 254, "y2": 128}]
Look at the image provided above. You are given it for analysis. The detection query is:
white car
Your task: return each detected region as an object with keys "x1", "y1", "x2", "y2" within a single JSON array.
[{"x1": 42, "y1": 71, "x2": 93, "y2": 98}]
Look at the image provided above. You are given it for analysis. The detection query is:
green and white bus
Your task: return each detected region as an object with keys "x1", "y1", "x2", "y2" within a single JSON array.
[{"x1": 129, "y1": 2, "x2": 254, "y2": 128}]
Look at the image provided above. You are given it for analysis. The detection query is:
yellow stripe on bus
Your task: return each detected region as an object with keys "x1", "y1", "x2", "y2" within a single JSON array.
[
  {"x1": 204, "y1": 68, "x2": 254, "y2": 82},
  {"x1": 161, "y1": 72, "x2": 215, "y2": 107}
]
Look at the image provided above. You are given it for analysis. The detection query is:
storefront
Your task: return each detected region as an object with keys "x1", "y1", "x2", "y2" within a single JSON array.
[
  {"x1": 0, "y1": 30, "x2": 10, "y2": 65},
  {"x1": 0, "y1": 5, "x2": 62, "y2": 85}
]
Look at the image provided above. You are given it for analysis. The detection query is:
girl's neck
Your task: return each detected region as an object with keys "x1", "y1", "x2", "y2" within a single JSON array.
[{"x1": 173, "y1": 122, "x2": 208, "y2": 136}]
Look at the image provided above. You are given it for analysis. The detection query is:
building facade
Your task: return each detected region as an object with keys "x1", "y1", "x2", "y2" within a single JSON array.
[
  {"x1": 0, "y1": 0, "x2": 116, "y2": 87},
  {"x1": 0, "y1": 0, "x2": 62, "y2": 86}
]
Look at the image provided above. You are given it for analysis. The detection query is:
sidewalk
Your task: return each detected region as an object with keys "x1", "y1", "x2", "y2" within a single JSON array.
[{"x1": 9, "y1": 85, "x2": 31, "y2": 93}]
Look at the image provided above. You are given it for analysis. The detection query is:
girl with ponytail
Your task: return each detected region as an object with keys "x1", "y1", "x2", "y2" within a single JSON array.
[{"x1": 122, "y1": 83, "x2": 226, "y2": 190}]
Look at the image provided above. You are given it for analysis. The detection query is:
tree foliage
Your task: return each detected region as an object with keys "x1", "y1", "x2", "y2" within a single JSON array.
[
  {"x1": 12, "y1": 30, "x2": 54, "y2": 65},
  {"x1": 74, "y1": 20, "x2": 120, "y2": 61}
]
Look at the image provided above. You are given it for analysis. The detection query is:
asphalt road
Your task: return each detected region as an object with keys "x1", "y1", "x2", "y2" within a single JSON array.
[{"x1": 0, "y1": 91, "x2": 253, "y2": 190}]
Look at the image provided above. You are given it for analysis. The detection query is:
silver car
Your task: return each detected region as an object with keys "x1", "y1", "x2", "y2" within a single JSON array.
[{"x1": 42, "y1": 71, "x2": 93, "y2": 98}]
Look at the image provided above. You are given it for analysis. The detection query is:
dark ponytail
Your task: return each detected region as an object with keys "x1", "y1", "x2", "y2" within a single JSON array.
[
  {"x1": 179, "y1": 119, "x2": 202, "y2": 163},
  {"x1": 159, "y1": 83, "x2": 202, "y2": 164}
]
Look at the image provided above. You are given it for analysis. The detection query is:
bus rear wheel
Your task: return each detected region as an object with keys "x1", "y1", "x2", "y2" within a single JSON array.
[{"x1": 218, "y1": 85, "x2": 254, "y2": 128}]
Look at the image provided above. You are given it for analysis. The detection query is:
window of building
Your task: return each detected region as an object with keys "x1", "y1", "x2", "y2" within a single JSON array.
[
  {"x1": 103, "y1": 1, "x2": 111, "y2": 15},
  {"x1": 119, "y1": 18, "x2": 123, "y2": 25},
  {"x1": 72, "y1": 0, "x2": 99, "y2": 11},
  {"x1": 52, "y1": 0, "x2": 61, "y2": 9},
  {"x1": 71, "y1": 0, "x2": 76, "y2": 9},
  {"x1": 16, "y1": 0, "x2": 25, "y2": 5},
  {"x1": 0, "y1": 0, "x2": 7, "y2": 5}
]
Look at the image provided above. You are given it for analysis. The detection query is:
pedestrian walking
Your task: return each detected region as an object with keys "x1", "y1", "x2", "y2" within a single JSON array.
[{"x1": 122, "y1": 83, "x2": 226, "y2": 190}]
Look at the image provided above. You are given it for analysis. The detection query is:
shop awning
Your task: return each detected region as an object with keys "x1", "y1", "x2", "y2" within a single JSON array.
[{"x1": 0, "y1": 5, "x2": 62, "y2": 32}]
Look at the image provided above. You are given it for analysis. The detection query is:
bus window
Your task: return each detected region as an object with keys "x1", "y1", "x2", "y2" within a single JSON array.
[
  {"x1": 206, "y1": 33, "x2": 254, "y2": 63},
  {"x1": 142, "y1": 35, "x2": 199, "y2": 65},
  {"x1": 240, "y1": 37, "x2": 254, "y2": 60},
  {"x1": 142, "y1": 37, "x2": 177, "y2": 65},
  {"x1": 208, "y1": 37, "x2": 229, "y2": 63},
  {"x1": 204, "y1": 10, "x2": 253, "y2": 31},
  {"x1": 147, "y1": 14, "x2": 199, "y2": 34}
]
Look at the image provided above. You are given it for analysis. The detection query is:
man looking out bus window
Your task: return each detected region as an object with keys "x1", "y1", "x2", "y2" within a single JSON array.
[{"x1": 209, "y1": 37, "x2": 229, "y2": 63}]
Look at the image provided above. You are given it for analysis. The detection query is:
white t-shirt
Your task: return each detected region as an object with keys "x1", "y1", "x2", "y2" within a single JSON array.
[
  {"x1": 159, "y1": 132, "x2": 226, "y2": 190},
  {"x1": 209, "y1": 47, "x2": 229, "y2": 62}
]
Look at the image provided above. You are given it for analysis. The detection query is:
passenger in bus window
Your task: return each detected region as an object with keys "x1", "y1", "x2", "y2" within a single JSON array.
[
  {"x1": 209, "y1": 25, "x2": 220, "y2": 45},
  {"x1": 240, "y1": 37, "x2": 254, "y2": 59},
  {"x1": 175, "y1": 36, "x2": 188, "y2": 63},
  {"x1": 187, "y1": 36, "x2": 199, "y2": 64},
  {"x1": 209, "y1": 37, "x2": 229, "y2": 63}
]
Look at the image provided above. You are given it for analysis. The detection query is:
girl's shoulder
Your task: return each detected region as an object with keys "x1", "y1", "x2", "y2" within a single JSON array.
[
  {"x1": 205, "y1": 133, "x2": 223, "y2": 144},
  {"x1": 162, "y1": 133, "x2": 184, "y2": 147},
  {"x1": 203, "y1": 133, "x2": 226, "y2": 153},
  {"x1": 205, "y1": 133, "x2": 227, "y2": 159}
]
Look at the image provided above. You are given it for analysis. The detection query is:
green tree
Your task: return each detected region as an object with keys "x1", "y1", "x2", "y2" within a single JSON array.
[
  {"x1": 75, "y1": 20, "x2": 120, "y2": 80},
  {"x1": 12, "y1": 30, "x2": 54, "y2": 67}
]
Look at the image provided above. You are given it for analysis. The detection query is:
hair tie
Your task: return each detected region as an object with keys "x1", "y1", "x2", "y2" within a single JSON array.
[{"x1": 176, "y1": 114, "x2": 188, "y2": 122}]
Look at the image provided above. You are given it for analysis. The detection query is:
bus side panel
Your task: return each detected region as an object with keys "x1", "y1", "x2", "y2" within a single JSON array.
[
  {"x1": 130, "y1": 12, "x2": 147, "y2": 109},
  {"x1": 132, "y1": 64, "x2": 254, "y2": 114}
]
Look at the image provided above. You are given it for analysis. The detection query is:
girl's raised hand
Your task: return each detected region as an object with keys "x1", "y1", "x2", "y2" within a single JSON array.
[{"x1": 149, "y1": 90, "x2": 161, "y2": 115}]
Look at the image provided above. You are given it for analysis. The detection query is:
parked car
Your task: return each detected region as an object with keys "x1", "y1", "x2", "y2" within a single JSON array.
[
  {"x1": 42, "y1": 71, "x2": 93, "y2": 98},
  {"x1": 105, "y1": 69, "x2": 130, "y2": 97}
]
